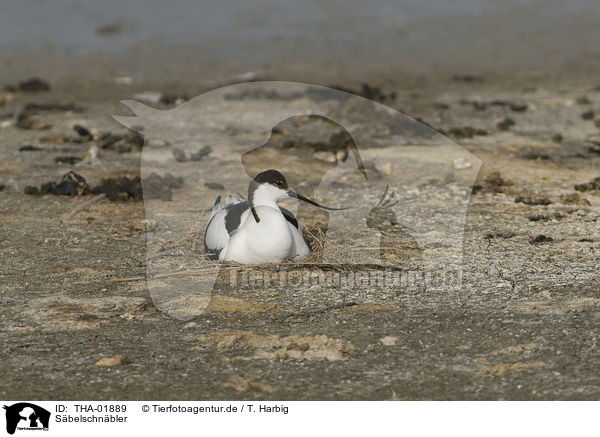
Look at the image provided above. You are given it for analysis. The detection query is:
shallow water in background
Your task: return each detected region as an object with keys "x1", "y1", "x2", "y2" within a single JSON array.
[{"x1": 1, "y1": 0, "x2": 599, "y2": 80}]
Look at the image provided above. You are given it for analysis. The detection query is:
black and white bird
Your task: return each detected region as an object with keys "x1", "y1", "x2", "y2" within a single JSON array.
[{"x1": 204, "y1": 169, "x2": 345, "y2": 264}]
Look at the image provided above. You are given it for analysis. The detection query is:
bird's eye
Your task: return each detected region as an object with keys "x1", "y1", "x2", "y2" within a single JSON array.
[{"x1": 276, "y1": 180, "x2": 283, "y2": 186}]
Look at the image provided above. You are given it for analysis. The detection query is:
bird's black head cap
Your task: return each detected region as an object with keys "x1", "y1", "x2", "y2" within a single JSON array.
[{"x1": 248, "y1": 169, "x2": 289, "y2": 222}]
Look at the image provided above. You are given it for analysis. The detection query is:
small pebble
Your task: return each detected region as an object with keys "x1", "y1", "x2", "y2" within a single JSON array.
[
  {"x1": 453, "y1": 157, "x2": 472, "y2": 169},
  {"x1": 379, "y1": 336, "x2": 398, "y2": 346},
  {"x1": 313, "y1": 151, "x2": 336, "y2": 163},
  {"x1": 133, "y1": 91, "x2": 163, "y2": 105},
  {"x1": 114, "y1": 76, "x2": 133, "y2": 85},
  {"x1": 95, "y1": 355, "x2": 122, "y2": 366}
]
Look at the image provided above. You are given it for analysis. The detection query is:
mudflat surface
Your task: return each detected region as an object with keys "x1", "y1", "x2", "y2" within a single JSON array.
[{"x1": 1, "y1": 74, "x2": 600, "y2": 400}]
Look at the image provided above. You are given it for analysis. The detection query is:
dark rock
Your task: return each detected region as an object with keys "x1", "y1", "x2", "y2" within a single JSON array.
[
  {"x1": 159, "y1": 93, "x2": 189, "y2": 106},
  {"x1": 52, "y1": 171, "x2": 90, "y2": 195},
  {"x1": 433, "y1": 102, "x2": 450, "y2": 110},
  {"x1": 497, "y1": 117, "x2": 515, "y2": 131},
  {"x1": 172, "y1": 148, "x2": 188, "y2": 162},
  {"x1": 18, "y1": 78, "x2": 50, "y2": 92},
  {"x1": 472, "y1": 101, "x2": 487, "y2": 111},
  {"x1": 515, "y1": 195, "x2": 552, "y2": 205},
  {"x1": 448, "y1": 126, "x2": 488, "y2": 139},
  {"x1": 574, "y1": 177, "x2": 600, "y2": 192},
  {"x1": 205, "y1": 182, "x2": 225, "y2": 190},
  {"x1": 485, "y1": 172, "x2": 507, "y2": 188},
  {"x1": 55, "y1": 156, "x2": 82, "y2": 165},
  {"x1": 471, "y1": 184, "x2": 484, "y2": 194},
  {"x1": 357, "y1": 83, "x2": 396, "y2": 102},
  {"x1": 575, "y1": 95, "x2": 591, "y2": 105},
  {"x1": 551, "y1": 133, "x2": 563, "y2": 143},
  {"x1": 142, "y1": 173, "x2": 183, "y2": 201},
  {"x1": 452, "y1": 74, "x2": 483, "y2": 83},
  {"x1": 39, "y1": 181, "x2": 56, "y2": 194},
  {"x1": 579, "y1": 238, "x2": 594, "y2": 242},
  {"x1": 143, "y1": 175, "x2": 171, "y2": 200},
  {"x1": 19, "y1": 144, "x2": 43, "y2": 151},
  {"x1": 225, "y1": 88, "x2": 299, "y2": 101},
  {"x1": 24, "y1": 186, "x2": 40, "y2": 195},
  {"x1": 510, "y1": 103, "x2": 528, "y2": 112},
  {"x1": 24, "y1": 102, "x2": 84, "y2": 113},
  {"x1": 91, "y1": 176, "x2": 143, "y2": 201},
  {"x1": 588, "y1": 144, "x2": 600, "y2": 154},
  {"x1": 38, "y1": 133, "x2": 83, "y2": 144},
  {"x1": 529, "y1": 234, "x2": 553, "y2": 244},
  {"x1": 560, "y1": 192, "x2": 590, "y2": 205},
  {"x1": 484, "y1": 231, "x2": 516, "y2": 239},
  {"x1": 528, "y1": 215, "x2": 549, "y2": 222},
  {"x1": 125, "y1": 131, "x2": 144, "y2": 149},
  {"x1": 98, "y1": 132, "x2": 122, "y2": 149},
  {"x1": 73, "y1": 124, "x2": 92, "y2": 138},
  {"x1": 97, "y1": 131, "x2": 143, "y2": 152},
  {"x1": 173, "y1": 146, "x2": 212, "y2": 162},
  {"x1": 90, "y1": 173, "x2": 183, "y2": 201},
  {"x1": 162, "y1": 173, "x2": 184, "y2": 189},
  {"x1": 483, "y1": 99, "x2": 527, "y2": 112},
  {"x1": 483, "y1": 172, "x2": 510, "y2": 193},
  {"x1": 190, "y1": 146, "x2": 213, "y2": 161},
  {"x1": 328, "y1": 83, "x2": 396, "y2": 102},
  {"x1": 581, "y1": 110, "x2": 595, "y2": 120},
  {"x1": 413, "y1": 117, "x2": 437, "y2": 131},
  {"x1": 472, "y1": 171, "x2": 511, "y2": 194},
  {"x1": 0, "y1": 183, "x2": 5, "y2": 191},
  {"x1": 96, "y1": 23, "x2": 122, "y2": 35},
  {"x1": 27, "y1": 171, "x2": 90, "y2": 196}
]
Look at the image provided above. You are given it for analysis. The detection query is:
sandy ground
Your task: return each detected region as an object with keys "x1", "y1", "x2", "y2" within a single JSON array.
[{"x1": 1, "y1": 72, "x2": 600, "y2": 400}]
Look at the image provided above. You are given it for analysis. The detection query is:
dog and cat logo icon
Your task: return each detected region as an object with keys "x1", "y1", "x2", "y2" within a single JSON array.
[{"x1": 3, "y1": 403, "x2": 50, "y2": 434}]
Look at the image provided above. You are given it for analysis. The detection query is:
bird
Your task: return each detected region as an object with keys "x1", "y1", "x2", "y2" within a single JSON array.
[{"x1": 204, "y1": 169, "x2": 346, "y2": 264}]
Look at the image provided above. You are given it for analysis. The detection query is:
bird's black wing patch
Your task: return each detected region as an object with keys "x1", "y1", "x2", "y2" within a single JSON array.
[
  {"x1": 279, "y1": 207, "x2": 299, "y2": 229},
  {"x1": 225, "y1": 201, "x2": 249, "y2": 235}
]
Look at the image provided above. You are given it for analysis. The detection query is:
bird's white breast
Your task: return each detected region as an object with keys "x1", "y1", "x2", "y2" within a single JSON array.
[{"x1": 222, "y1": 205, "x2": 296, "y2": 264}]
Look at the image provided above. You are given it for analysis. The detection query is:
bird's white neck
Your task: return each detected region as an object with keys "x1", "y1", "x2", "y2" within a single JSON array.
[{"x1": 250, "y1": 184, "x2": 284, "y2": 210}]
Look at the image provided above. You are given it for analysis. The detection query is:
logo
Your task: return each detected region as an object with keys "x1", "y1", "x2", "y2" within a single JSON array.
[{"x1": 3, "y1": 403, "x2": 50, "y2": 435}]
